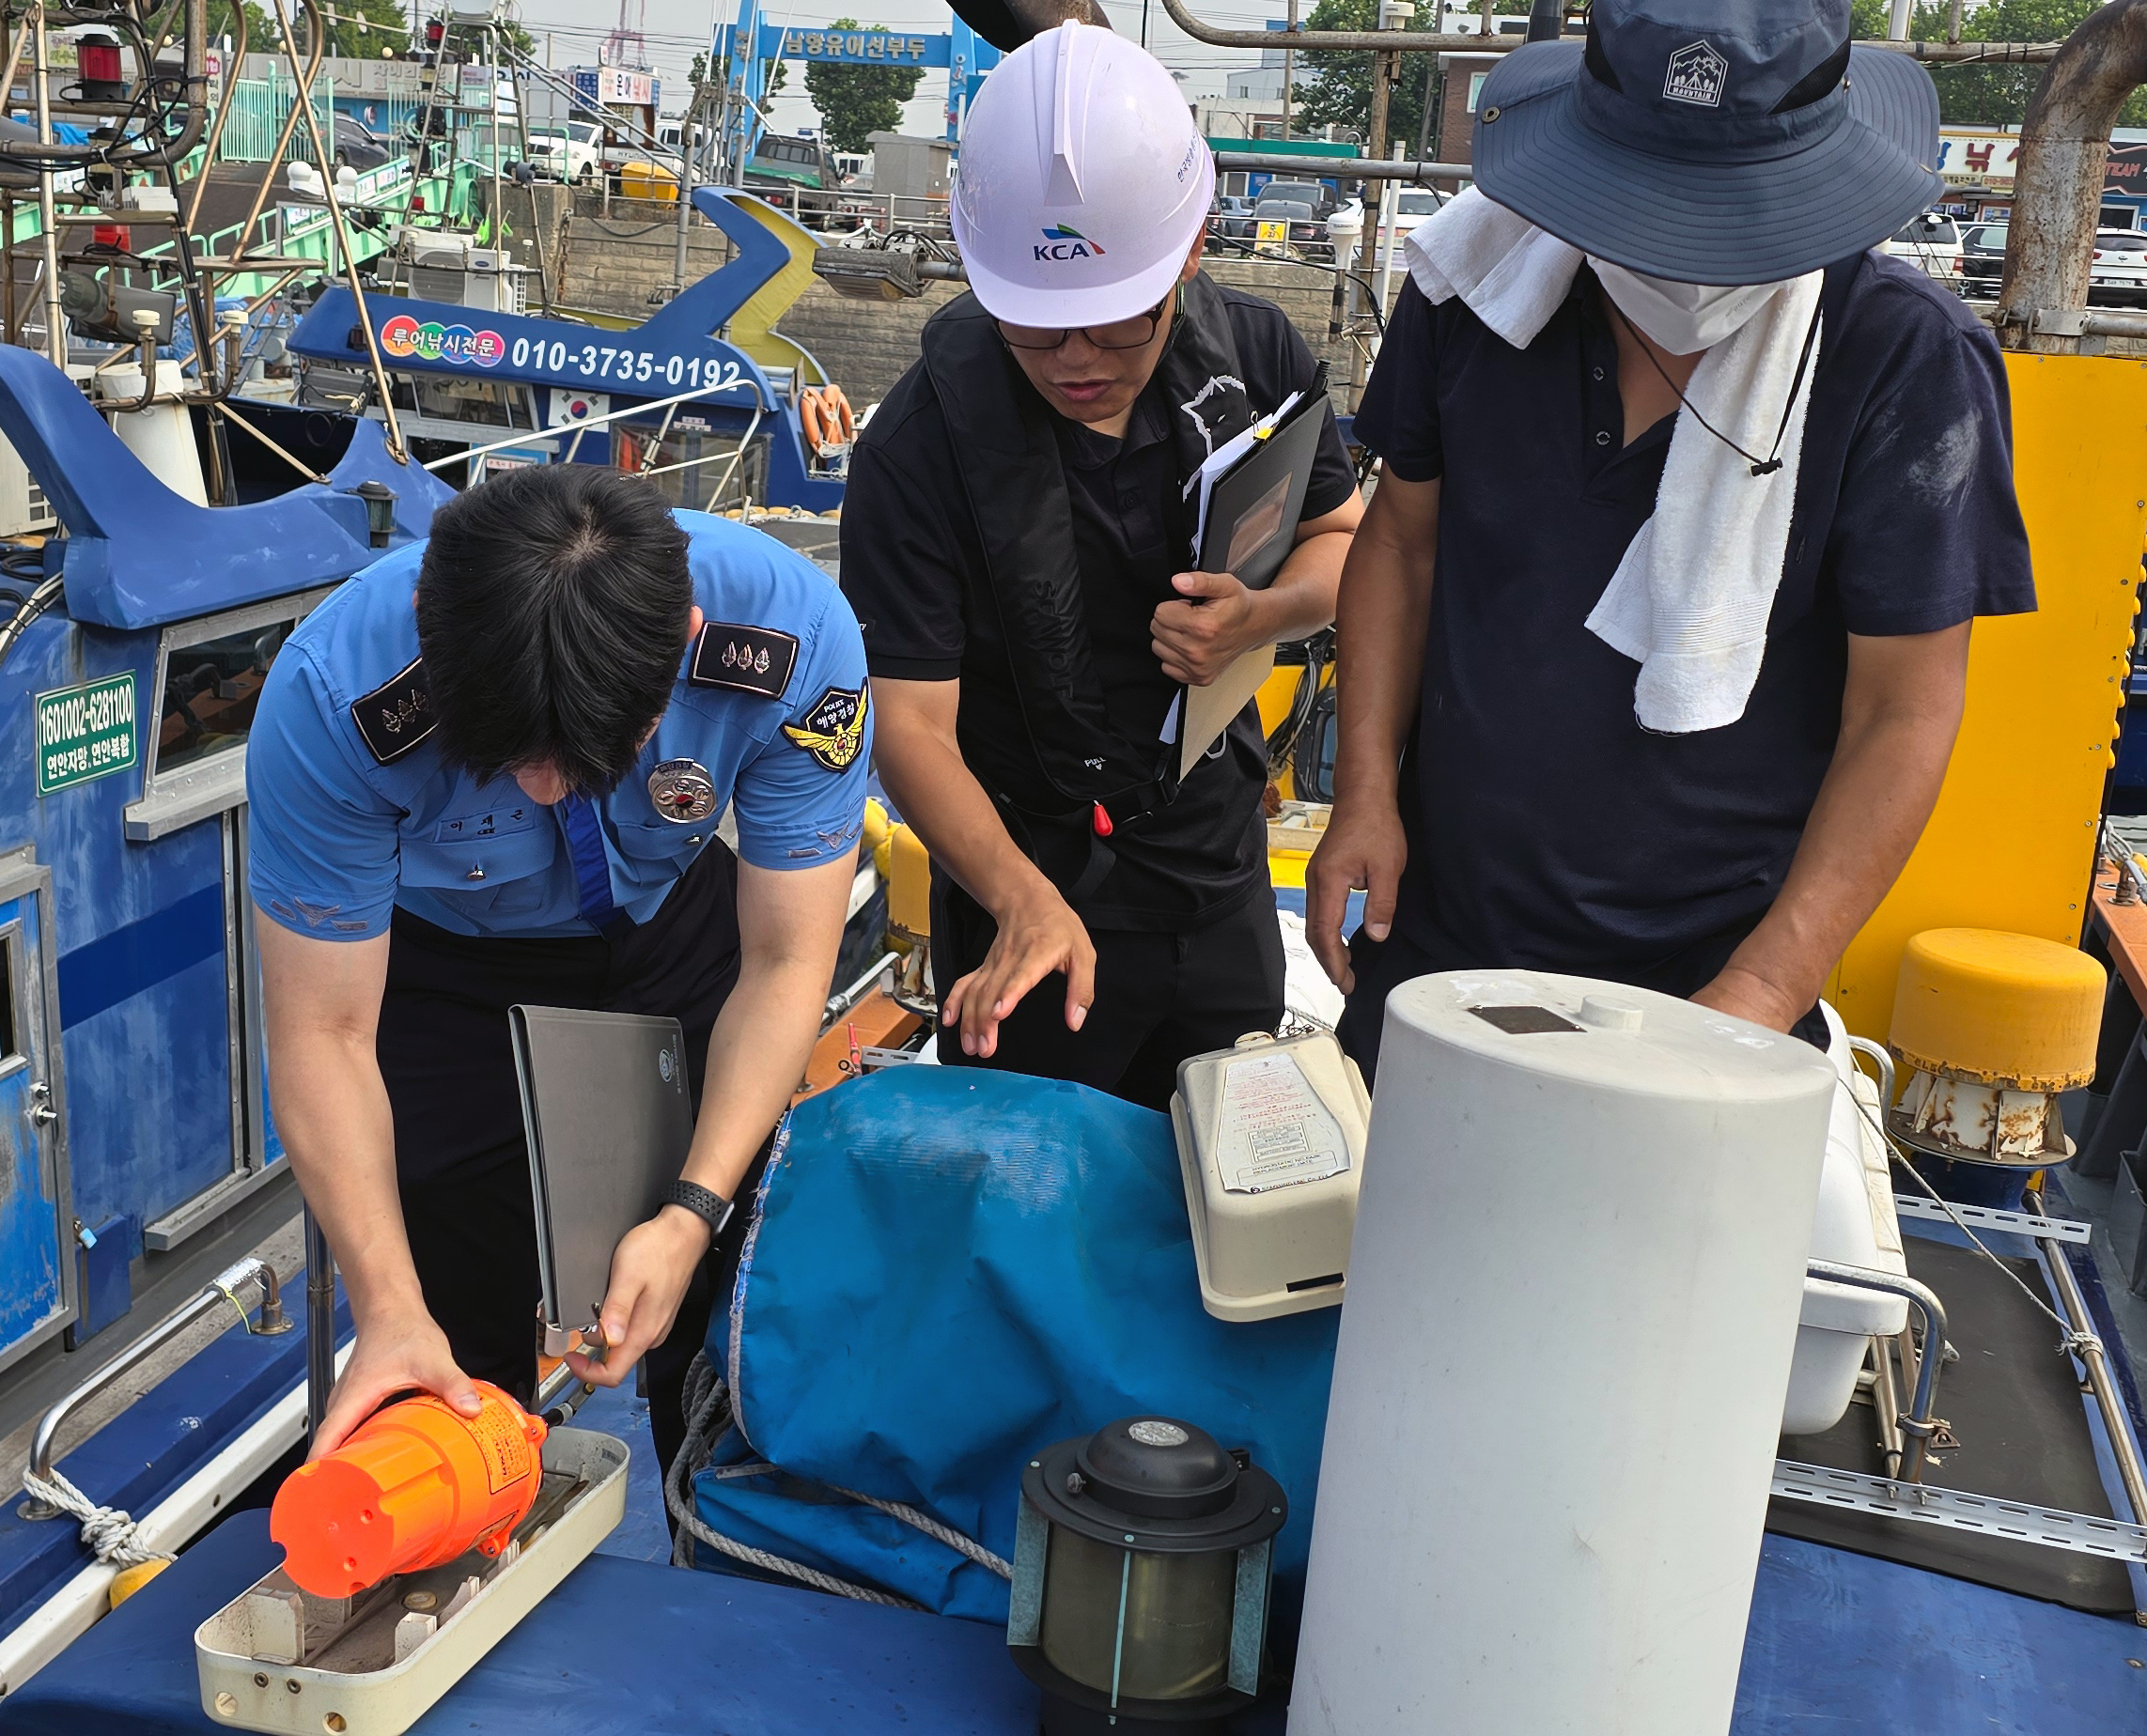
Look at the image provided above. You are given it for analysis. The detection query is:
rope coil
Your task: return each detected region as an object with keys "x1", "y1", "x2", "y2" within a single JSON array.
[{"x1": 661, "y1": 1351, "x2": 1012, "y2": 1604}]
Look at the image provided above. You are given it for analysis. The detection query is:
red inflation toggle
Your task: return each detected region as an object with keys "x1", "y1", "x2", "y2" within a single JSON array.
[{"x1": 1092, "y1": 802, "x2": 1112, "y2": 839}]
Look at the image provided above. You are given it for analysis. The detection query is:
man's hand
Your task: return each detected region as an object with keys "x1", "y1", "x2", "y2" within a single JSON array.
[
  {"x1": 1152, "y1": 570, "x2": 1263, "y2": 687},
  {"x1": 567, "y1": 1205, "x2": 711, "y2": 1387},
  {"x1": 940, "y1": 883, "x2": 1096, "y2": 1057},
  {"x1": 1305, "y1": 796, "x2": 1408, "y2": 992},
  {"x1": 1690, "y1": 966, "x2": 1805, "y2": 1034},
  {"x1": 311, "y1": 1305, "x2": 481, "y2": 1460}
]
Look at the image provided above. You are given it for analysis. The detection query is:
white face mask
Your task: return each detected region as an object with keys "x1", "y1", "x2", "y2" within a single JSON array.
[{"x1": 1587, "y1": 257, "x2": 1790, "y2": 354}]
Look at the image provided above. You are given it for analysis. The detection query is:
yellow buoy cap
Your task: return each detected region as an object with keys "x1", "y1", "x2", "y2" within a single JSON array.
[{"x1": 1887, "y1": 927, "x2": 2105, "y2": 1091}]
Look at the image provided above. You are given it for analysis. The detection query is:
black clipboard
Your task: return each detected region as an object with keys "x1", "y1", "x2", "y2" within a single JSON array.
[{"x1": 1191, "y1": 386, "x2": 1330, "y2": 589}]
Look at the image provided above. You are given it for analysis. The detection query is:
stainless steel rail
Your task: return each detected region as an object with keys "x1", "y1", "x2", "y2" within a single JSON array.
[
  {"x1": 2023, "y1": 1188, "x2": 2147, "y2": 1547},
  {"x1": 1155, "y1": 0, "x2": 2060, "y2": 58},
  {"x1": 1806, "y1": 1259, "x2": 1950, "y2": 1482},
  {"x1": 1213, "y1": 152, "x2": 1472, "y2": 182},
  {"x1": 22, "y1": 1255, "x2": 290, "y2": 1517}
]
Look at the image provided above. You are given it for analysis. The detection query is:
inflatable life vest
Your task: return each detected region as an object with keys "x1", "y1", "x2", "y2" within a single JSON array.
[{"x1": 917, "y1": 274, "x2": 1260, "y2": 856}]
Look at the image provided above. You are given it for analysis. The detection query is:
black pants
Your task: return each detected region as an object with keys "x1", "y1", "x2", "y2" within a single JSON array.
[
  {"x1": 1335, "y1": 924, "x2": 1829, "y2": 1085},
  {"x1": 930, "y1": 877, "x2": 1285, "y2": 1113},
  {"x1": 380, "y1": 841, "x2": 750, "y2": 1485}
]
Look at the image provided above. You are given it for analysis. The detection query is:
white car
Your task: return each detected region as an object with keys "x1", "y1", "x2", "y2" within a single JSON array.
[
  {"x1": 2090, "y1": 228, "x2": 2147, "y2": 306},
  {"x1": 1375, "y1": 188, "x2": 1442, "y2": 265},
  {"x1": 1881, "y1": 211, "x2": 1966, "y2": 292},
  {"x1": 523, "y1": 120, "x2": 601, "y2": 184}
]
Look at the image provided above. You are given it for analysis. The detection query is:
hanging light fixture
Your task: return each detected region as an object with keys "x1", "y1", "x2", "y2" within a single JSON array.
[{"x1": 1008, "y1": 1416, "x2": 1286, "y2": 1734}]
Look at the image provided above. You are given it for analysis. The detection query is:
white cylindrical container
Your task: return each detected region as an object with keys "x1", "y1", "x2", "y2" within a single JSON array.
[
  {"x1": 1289, "y1": 971, "x2": 1836, "y2": 1736},
  {"x1": 99, "y1": 360, "x2": 207, "y2": 505}
]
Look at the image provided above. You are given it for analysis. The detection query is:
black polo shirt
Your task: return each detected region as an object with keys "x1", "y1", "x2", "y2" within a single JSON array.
[
  {"x1": 840, "y1": 283, "x2": 1358, "y2": 930},
  {"x1": 1351, "y1": 249, "x2": 2035, "y2": 991}
]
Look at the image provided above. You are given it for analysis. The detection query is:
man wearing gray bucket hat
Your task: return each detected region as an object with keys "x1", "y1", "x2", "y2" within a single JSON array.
[{"x1": 1306, "y1": 0, "x2": 2036, "y2": 1073}]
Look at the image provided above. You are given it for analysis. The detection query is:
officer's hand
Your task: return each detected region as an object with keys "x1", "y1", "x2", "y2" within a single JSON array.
[
  {"x1": 1306, "y1": 797, "x2": 1408, "y2": 992},
  {"x1": 311, "y1": 1306, "x2": 482, "y2": 1461},
  {"x1": 567, "y1": 1205, "x2": 710, "y2": 1388},
  {"x1": 1152, "y1": 570, "x2": 1261, "y2": 687},
  {"x1": 941, "y1": 884, "x2": 1096, "y2": 1058}
]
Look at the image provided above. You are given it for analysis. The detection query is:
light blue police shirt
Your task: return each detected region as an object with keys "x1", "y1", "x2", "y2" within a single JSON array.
[{"x1": 246, "y1": 511, "x2": 871, "y2": 941}]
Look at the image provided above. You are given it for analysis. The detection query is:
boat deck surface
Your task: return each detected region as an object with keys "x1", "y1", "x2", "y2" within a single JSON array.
[{"x1": 0, "y1": 1480, "x2": 2139, "y2": 1734}]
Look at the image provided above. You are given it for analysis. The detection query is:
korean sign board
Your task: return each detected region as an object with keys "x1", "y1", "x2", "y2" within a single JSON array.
[
  {"x1": 571, "y1": 66, "x2": 659, "y2": 108},
  {"x1": 739, "y1": 23, "x2": 955, "y2": 67}
]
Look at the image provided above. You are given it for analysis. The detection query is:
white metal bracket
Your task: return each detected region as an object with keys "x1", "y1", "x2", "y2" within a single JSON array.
[
  {"x1": 1890, "y1": 1195, "x2": 2093, "y2": 1244},
  {"x1": 1772, "y1": 1459, "x2": 2147, "y2": 1563}
]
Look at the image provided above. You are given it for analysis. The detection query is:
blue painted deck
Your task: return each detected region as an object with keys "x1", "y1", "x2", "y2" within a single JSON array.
[{"x1": 1, "y1": 1501, "x2": 2139, "y2": 1732}]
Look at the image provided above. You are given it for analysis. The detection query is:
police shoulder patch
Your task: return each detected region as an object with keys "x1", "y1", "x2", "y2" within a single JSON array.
[
  {"x1": 689, "y1": 621, "x2": 800, "y2": 700},
  {"x1": 781, "y1": 683, "x2": 869, "y2": 772},
  {"x1": 349, "y1": 655, "x2": 436, "y2": 764}
]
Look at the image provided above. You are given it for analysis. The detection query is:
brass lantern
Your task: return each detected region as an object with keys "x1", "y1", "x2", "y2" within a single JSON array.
[{"x1": 1007, "y1": 1417, "x2": 1286, "y2": 1734}]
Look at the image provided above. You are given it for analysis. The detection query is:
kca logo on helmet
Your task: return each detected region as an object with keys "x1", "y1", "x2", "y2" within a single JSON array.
[{"x1": 1036, "y1": 224, "x2": 1105, "y2": 262}]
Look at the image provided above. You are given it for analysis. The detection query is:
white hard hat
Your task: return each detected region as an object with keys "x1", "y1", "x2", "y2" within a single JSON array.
[{"x1": 952, "y1": 22, "x2": 1215, "y2": 329}]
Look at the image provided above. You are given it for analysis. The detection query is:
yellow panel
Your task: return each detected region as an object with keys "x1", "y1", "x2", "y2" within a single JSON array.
[
  {"x1": 1828, "y1": 352, "x2": 2147, "y2": 1040},
  {"x1": 1255, "y1": 662, "x2": 1300, "y2": 736},
  {"x1": 721, "y1": 194, "x2": 830, "y2": 387}
]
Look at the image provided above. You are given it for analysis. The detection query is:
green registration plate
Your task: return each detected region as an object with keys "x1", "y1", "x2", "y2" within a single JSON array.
[{"x1": 34, "y1": 673, "x2": 138, "y2": 796}]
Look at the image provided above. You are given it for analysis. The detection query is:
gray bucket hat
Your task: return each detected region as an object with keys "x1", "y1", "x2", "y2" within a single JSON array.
[{"x1": 1471, "y1": 0, "x2": 1941, "y2": 286}]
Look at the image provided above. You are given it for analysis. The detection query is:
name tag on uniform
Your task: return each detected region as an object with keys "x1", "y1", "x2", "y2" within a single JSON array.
[{"x1": 433, "y1": 804, "x2": 538, "y2": 843}]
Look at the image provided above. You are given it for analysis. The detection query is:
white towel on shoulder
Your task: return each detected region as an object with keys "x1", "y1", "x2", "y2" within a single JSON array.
[{"x1": 1402, "y1": 188, "x2": 1823, "y2": 735}]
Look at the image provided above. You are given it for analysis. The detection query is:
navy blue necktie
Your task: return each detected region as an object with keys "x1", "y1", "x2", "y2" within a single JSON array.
[{"x1": 556, "y1": 793, "x2": 625, "y2": 937}]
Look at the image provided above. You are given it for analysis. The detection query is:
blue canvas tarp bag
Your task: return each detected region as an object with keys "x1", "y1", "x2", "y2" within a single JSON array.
[{"x1": 671, "y1": 1065, "x2": 1340, "y2": 1633}]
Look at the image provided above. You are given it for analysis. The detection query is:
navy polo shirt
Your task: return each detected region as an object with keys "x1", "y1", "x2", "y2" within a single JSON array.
[{"x1": 1351, "y1": 249, "x2": 2035, "y2": 990}]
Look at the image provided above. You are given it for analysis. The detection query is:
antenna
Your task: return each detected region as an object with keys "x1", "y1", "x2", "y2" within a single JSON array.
[{"x1": 602, "y1": 0, "x2": 649, "y2": 67}]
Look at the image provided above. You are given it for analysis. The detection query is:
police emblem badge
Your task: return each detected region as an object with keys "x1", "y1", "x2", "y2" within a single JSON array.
[
  {"x1": 648, "y1": 757, "x2": 718, "y2": 823},
  {"x1": 781, "y1": 684, "x2": 869, "y2": 771}
]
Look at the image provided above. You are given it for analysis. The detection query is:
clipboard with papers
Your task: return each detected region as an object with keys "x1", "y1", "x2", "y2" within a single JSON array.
[{"x1": 1167, "y1": 382, "x2": 1331, "y2": 778}]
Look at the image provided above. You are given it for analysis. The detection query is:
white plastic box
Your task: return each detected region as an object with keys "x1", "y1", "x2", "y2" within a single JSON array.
[{"x1": 1172, "y1": 1031, "x2": 1371, "y2": 1320}]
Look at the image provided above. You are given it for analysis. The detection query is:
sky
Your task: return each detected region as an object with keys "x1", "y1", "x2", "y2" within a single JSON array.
[{"x1": 507, "y1": 0, "x2": 1317, "y2": 142}]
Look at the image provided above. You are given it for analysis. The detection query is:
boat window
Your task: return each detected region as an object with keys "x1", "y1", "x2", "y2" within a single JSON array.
[
  {"x1": 157, "y1": 617, "x2": 297, "y2": 780},
  {"x1": 1396, "y1": 193, "x2": 1439, "y2": 214},
  {"x1": 0, "y1": 935, "x2": 16, "y2": 1062}
]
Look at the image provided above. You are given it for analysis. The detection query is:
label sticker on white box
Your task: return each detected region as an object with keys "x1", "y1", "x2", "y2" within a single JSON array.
[{"x1": 1218, "y1": 1052, "x2": 1350, "y2": 1193}]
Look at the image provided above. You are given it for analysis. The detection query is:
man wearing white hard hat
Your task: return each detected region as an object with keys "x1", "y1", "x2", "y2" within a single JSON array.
[
  {"x1": 841, "y1": 23, "x2": 1361, "y2": 1108},
  {"x1": 1305, "y1": 0, "x2": 2035, "y2": 1075}
]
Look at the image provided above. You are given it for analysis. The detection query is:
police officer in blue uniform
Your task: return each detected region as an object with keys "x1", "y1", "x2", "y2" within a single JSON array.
[{"x1": 245, "y1": 466, "x2": 870, "y2": 1478}]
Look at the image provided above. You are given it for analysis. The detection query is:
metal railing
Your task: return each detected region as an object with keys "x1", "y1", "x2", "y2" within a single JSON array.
[{"x1": 21, "y1": 1256, "x2": 291, "y2": 1519}]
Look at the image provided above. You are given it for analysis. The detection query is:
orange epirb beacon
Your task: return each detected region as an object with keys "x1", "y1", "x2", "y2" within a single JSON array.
[{"x1": 270, "y1": 1383, "x2": 548, "y2": 1598}]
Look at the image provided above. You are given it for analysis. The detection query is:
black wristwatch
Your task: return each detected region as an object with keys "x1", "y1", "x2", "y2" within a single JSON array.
[{"x1": 659, "y1": 1178, "x2": 736, "y2": 1240}]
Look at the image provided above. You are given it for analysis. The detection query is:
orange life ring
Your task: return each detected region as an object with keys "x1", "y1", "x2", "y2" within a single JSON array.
[{"x1": 800, "y1": 384, "x2": 856, "y2": 456}]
